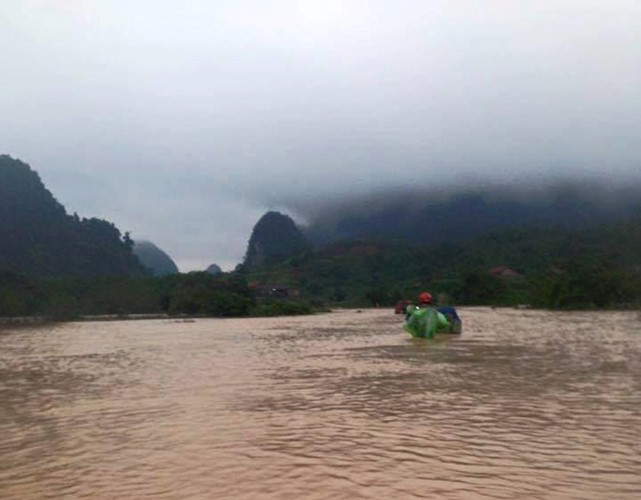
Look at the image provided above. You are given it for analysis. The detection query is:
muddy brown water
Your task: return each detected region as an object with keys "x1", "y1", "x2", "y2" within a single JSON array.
[{"x1": 1, "y1": 308, "x2": 640, "y2": 499}]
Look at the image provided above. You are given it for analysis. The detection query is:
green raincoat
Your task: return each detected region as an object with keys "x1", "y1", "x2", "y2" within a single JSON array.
[{"x1": 404, "y1": 306, "x2": 450, "y2": 339}]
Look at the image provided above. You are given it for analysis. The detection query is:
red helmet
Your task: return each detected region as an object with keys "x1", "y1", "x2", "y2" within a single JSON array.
[{"x1": 418, "y1": 291, "x2": 433, "y2": 305}]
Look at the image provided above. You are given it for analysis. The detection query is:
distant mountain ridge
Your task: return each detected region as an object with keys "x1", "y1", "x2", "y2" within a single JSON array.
[
  {"x1": 246, "y1": 215, "x2": 641, "y2": 309},
  {"x1": 205, "y1": 263, "x2": 222, "y2": 275},
  {"x1": 133, "y1": 240, "x2": 179, "y2": 276},
  {"x1": 0, "y1": 155, "x2": 145, "y2": 277}
]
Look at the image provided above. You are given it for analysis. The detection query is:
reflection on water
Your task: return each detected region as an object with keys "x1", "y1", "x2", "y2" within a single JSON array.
[{"x1": 1, "y1": 309, "x2": 640, "y2": 499}]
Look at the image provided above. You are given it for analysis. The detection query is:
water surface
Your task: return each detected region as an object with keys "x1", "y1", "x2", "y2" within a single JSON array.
[{"x1": 1, "y1": 308, "x2": 640, "y2": 499}]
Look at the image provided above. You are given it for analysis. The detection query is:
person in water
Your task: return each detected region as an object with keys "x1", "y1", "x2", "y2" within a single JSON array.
[
  {"x1": 418, "y1": 291, "x2": 433, "y2": 308},
  {"x1": 405, "y1": 291, "x2": 434, "y2": 317},
  {"x1": 404, "y1": 291, "x2": 450, "y2": 338},
  {"x1": 413, "y1": 291, "x2": 463, "y2": 334}
]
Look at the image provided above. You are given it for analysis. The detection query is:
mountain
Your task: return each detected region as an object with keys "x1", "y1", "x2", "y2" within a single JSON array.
[
  {"x1": 0, "y1": 155, "x2": 145, "y2": 277},
  {"x1": 133, "y1": 240, "x2": 179, "y2": 276},
  {"x1": 243, "y1": 211, "x2": 311, "y2": 269},
  {"x1": 205, "y1": 263, "x2": 222, "y2": 275}
]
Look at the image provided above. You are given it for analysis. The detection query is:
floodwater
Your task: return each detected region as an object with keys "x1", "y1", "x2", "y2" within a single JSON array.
[{"x1": 1, "y1": 308, "x2": 640, "y2": 499}]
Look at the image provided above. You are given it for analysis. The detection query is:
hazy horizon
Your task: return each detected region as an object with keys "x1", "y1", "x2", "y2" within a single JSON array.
[{"x1": 2, "y1": 1, "x2": 640, "y2": 270}]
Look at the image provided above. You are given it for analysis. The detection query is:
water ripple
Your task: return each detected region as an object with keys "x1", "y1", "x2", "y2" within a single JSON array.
[{"x1": 1, "y1": 309, "x2": 640, "y2": 498}]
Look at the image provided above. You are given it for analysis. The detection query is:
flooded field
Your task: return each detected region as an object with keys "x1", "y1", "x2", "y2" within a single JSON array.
[{"x1": 1, "y1": 308, "x2": 640, "y2": 499}]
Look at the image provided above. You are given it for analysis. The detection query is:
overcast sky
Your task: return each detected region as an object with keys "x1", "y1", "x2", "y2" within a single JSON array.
[{"x1": 2, "y1": 1, "x2": 640, "y2": 270}]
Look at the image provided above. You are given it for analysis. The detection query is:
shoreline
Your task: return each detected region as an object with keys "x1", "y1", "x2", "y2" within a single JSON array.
[
  {"x1": 1, "y1": 305, "x2": 638, "y2": 326},
  {"x1": 0, "y1": 310, "x2": 325, "y2": 325},
  {"x1": 0, "y1": 313, "x2": 175, "y2": 325}
]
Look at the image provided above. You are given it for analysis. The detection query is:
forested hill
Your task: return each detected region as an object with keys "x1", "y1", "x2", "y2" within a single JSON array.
[
  {"x1": 0, "y1": 155, "x2": 145, "y2": 277},
  {"x1": 246, "y1": 216, "x2": 641, "y2": 309},
  {"x1": 243, "y1": 211, "x2": 310, "y2": 269}
]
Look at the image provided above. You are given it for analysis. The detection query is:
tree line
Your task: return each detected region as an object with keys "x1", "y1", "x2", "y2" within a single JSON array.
[{"x1": 0, "y1": 272, "x2": 311, "y2": 320}]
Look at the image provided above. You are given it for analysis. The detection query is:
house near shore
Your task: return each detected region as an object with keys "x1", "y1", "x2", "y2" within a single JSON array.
[
  {"x1": 489, "y1": 266, "x2": 523, "y2": 279},
  {"x1": 249, "y1": 282, "x2": 300, "y2": 299}
]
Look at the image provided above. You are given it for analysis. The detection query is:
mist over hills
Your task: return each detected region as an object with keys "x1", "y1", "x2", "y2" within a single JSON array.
[
  {"x1": 298, "y1": 182, "x2": 641, "y2": 246},
  {"x1": 245, "y1": 213, "x2": 641, "y2": 309},
  {"x1": 240, "y1": 180, "x2": 641, "y2": 308}
]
